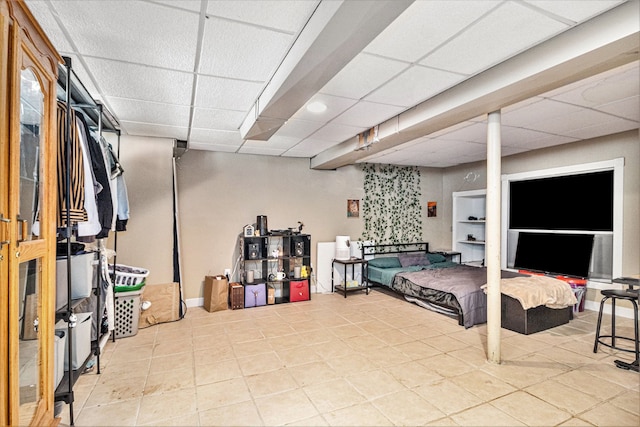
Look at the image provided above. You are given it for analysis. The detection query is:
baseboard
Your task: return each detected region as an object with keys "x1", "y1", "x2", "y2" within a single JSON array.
[
  {"x1": 584, "y1": 300, "x2": 635, "y2": 319},
  {"x1": 186, "y1": 297, "x2": 203, "y2": 308}
]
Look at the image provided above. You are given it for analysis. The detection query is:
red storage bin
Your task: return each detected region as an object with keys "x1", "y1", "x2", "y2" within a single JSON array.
[{"x1": 289, "y1": 280, "x2": 309, "y2": 302}]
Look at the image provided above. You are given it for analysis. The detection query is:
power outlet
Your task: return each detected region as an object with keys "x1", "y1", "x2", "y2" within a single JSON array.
[{"x1": 224, "y1": 268, "x2": 231, "y2": 277}]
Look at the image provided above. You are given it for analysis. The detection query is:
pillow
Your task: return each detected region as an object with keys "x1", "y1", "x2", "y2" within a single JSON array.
[
  {"x1": 398, "y1": 253, "x2": 430, "y2": 267},
  {"x1": 367, "y1": 257, "x2": 402, "y2": 268},
  {"x1": 427, "y1": 253, "x2": 447, "y2": 264}
]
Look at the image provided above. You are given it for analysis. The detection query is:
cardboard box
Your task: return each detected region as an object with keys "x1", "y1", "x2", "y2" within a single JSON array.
[
  {"x1": 55, "y1": 312, "x2": 92, "y2": 371},
  {"x1": 229, "y1": 282, "x2": 244, "y2": 310},
  {"x1": 267, "y1": 285, "x2": 275, "y2": 304},
  {"x1": 204, "y1": 275, "x2": 228, "y2": 312}
]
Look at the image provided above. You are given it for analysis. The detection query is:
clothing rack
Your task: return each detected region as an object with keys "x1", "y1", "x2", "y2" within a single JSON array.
[{"x1": 54, "y1": 56, "x2": 120, "y2": 426}]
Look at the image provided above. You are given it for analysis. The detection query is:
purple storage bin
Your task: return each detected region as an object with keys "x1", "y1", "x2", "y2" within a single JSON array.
[{"x1": 244, "y1": 283, "x2": 266, "y2": 308}]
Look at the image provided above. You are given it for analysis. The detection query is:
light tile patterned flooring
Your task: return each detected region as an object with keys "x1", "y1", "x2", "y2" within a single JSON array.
[{"x1": 59, "y1": 289, "x2": 639, "y2": 426}]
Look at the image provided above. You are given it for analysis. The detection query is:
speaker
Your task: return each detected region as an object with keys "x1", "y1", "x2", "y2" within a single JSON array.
[
  {"x1": 256, "y1": 215, "x2": 268, "y2": 236},
  {"x1": 248, "y1": 243, "x2": 261, "y2": 260},
  {"x1": 294, "y1": 241, "x2": 304, "y2": 256}
]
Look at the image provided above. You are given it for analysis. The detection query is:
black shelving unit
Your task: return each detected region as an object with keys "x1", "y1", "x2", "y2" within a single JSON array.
[
  {"x1": 54, "y1": 56, "x2": 120, "y2": 425},
  {"x1": 240, "y1": 233, "x2": 311, "y2": 304}
]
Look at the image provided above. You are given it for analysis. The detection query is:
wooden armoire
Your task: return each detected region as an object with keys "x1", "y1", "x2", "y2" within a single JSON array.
[{"x1": 1, "y1": 0, "x2": 61, "y2": 425}]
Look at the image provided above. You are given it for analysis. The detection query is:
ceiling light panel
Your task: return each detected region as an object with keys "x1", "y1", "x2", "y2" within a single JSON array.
[
  {"x1": 207, "y1": 0, "x2": 318, "y2": 33},
  {"x1": 84, "y1": 58, "x2": 194, "y2": 105},
  {"x1": 290, "y1": 95, "x2": 358, "y2": 122},
  {"x1": 319, "y1": 53, "x2": 409, "y2": 100},
  {"x1": 365, "y1": 65, "x2": 464, "y2": 107},
  {"x1": 51, "y1": 0, "x2": 200, "y2": 72},
  {"x1": 199, "y1": 17, "x2": 294, "y2": 81},
  {"x1": 363, "y1": 0, "x2": 501, "y2": 62},
  {"x1": 191, "y1": 107, "x2": 247, "y2": 131},
  {"x1": 421, "y1": 1, "x2": 568, "y2": 75},
  {"x1": 194, "y1": 75, "x2": 264, "y2": 111}
]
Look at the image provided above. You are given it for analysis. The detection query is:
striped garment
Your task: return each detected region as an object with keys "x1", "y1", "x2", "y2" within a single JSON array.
[{"x1": 57, "y1": 101, "x2": 87, "y2": 226}]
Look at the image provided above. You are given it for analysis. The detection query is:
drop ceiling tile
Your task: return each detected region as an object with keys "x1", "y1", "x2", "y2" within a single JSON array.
[
  {"x1": 189, "y1": 128, "x2": 243, "y2": 146},
  {"x1": 188, "y1": 141, "x2": 238, "y2": 153},
  {"x1": 364, "y1": 0, "x2": 500, "y2": 62},
  {"x1": 433, "y1": 122, "x2": 488, "y2": 143},
  {"x1": 311, "y1": 123, "x2": 366, "y2": 143},
  {"x1": 290, "y1": 95, "x2": 358, "y2": 123},
  {"x1": 286, "y1": 138, "x2": 341, "y2": 158},
  {"x1": 238, "y1": 145, "x2": 286, "y2": 156},
  {"x1": 421, "y1": 1, "x2": 567, "y2": 75},
  {"x1": 245, "y1": 135, "x2": 301, "y2": 150},
  {"x1": 25, "y1": 1, "x2": 75, "y2": 52},
  {"x1": 106, "y1": 97, "x2": 190, "y2": 127},
  {"x1": 200, "y1": 17, "x2": 293, "y2": 81},
  {"x1": 501, "y1": 99, "x2": 583, "y2": 127},
  {"x1": 84, "y1": 57, "x2": 194, "y2": 105},
  {"x1": 524, "y1": 1, "x2": 624, "y2": 22},
  {"x1": 272, "y1": 119, "x2": 325, "y2": 140},
  {"x1": 530, "y1": 108, "x2": 624, "y2": 135},
  {"x1": 365, "y1": 65, "x2": 464, "y2": 107},
  {"x1": 320, "y1": 53, "x2": 409, "y2": 100},
  {"x1": 597, "y1": 96, "x2": 640, "y2": 122},
  {"x1": 120, "y1": 121, "x2": 188, "y2": 140},
  {"x1": 547, "y1": 62, "x2": 640, "y2": 109},
  {"x1": 207, "y1": 0, "x2": 317, "y2": 33},
  {"x1": 194, "y1": 75, "x2": 263, "y2": 111},
  {"x1": 50, "y1": 0, "x2": 199, "y2": 71},
  {"x1": 562, "y1": 117, "x2": 639, "y2": 140},
  {"x1": 149, "y1": 0, "x2": 202, "y2": 13},
  {"x1": 192, "y1": 107, "x2": 247, "y2": 131},
  {"x1": 332, "y1": 101, "x2": 406, "y2": 129},
  {"x1": 501, "y1": 126, "x2": 578, "y2": 149}
]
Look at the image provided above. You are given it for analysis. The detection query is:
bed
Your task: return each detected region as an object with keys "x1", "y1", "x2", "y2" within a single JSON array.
[{"x1": 362, "y1": 242, "x2": 577, "y2": 333}]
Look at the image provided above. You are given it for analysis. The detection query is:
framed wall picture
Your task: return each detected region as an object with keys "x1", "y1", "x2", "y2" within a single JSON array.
[
  {"x1": 347, "y1": 199, "x2": 359, "y2": 218},
  {"x1": 428, "y1": 201, "x2": 437, "y2": 217}
]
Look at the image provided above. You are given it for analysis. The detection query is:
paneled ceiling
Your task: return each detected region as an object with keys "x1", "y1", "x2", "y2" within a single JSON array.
[{"x1": 26, "y1": 0, "x2": 639, "y2": 169}]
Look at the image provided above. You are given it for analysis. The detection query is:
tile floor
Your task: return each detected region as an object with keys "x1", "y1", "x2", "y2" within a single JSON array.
[{"x1": 59, "y1": 289, "x2": 639, "y2": 426}]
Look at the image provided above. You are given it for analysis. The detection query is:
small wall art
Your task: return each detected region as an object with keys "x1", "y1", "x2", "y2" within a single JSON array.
[
  {"x1": 427, "y1": 201, "x2": 437, "y2": 217},
  {"x1": 347, "y1": 199, "x2": 360, "y2": 218}
]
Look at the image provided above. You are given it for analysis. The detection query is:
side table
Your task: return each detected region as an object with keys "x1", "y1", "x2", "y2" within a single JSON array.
[{"x1": 332, "y1": 257, "x2": 369, "y2": 298}]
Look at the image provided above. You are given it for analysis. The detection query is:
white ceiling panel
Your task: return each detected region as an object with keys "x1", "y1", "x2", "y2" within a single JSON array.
[
  {"x1": 84, "y1": 57, "x2": 194, "y2": 105},
  {"x1": 199, "y1": 17, "x2": 294, "y2": 81},
  {"x1": 207, "y1": 0, "x2": 318, "y2": 33},
  {"x1": 285, "y1": 138, "x2": 342, "y2": 158},
  {"x1": 24, "y1": 0, "x2": 637, "y2": 169},
  {"x1": 51, "y1": 0, "x2": 200, "y2": 72},
  {"x1": 106, "y1": 97, "x2": 190, "y2": 127},
  {"x1": 319, "y1": 53, "x2": 409, "y2": 100},
  {"x1": 192, "y1": 107, "x2": 246, "y2": 131},
  {"x1": 525, "y1": 0, "x2": 624, "y2": 22},
  {"x1": 311, "y1": 123, "x2": 367, "y2": 143},
  {"x1": 121, "y1": 121, "x2": 188, "y2": 140},
  {"x1": 363, "y1": 0, "x2": 501, "y2": 63},
  {"x1": 189, "y1": 128, "x2": 243, "y2": 147},
  {"x1": 274, "y1": 119, "x2": 325, "y2": 140},
  {"x1": 421, "y1": 1, "x2": 568, "y2": 75},
  {"x1": 332, "y1": 101, "x2": 406, "y2": 129},
  {"x1": 194, "y1": 75, "x2": 263, "y2": 111},
  {"x1": 365, "y1": 65, "x2": 464, "y2": 107}
]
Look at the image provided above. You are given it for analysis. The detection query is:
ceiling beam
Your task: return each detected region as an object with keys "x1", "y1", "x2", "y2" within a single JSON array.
[
  {"x1": 239, "y1": 0, "x2": 414, "y2": 141},
  {"x1": 310, "y1": 0, "x2": 639, "y2": 170}
]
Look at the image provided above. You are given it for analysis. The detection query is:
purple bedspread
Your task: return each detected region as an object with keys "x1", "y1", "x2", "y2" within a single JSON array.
[{"x1": 395, "y1": 266, "x2": 522, "y2": 328}]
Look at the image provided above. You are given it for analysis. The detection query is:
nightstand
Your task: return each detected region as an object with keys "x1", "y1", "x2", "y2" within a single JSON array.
[{"x1": 332, "y1": 257, "x2": 369, "y2": 298}]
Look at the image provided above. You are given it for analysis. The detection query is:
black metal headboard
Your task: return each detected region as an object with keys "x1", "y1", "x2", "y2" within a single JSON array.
[{"x1": 360, "y1": 242, "x2": 429, "y2": 259}]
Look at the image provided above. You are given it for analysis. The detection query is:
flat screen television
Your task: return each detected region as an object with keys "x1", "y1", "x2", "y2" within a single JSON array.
[{"x1": 514, "y1": 232, "x2": 594, "y2": 278}]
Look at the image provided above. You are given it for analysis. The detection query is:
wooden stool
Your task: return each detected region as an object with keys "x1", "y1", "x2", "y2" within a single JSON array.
[{"x1": 593, "y1": 288, "x2": 639, "y2": 372}]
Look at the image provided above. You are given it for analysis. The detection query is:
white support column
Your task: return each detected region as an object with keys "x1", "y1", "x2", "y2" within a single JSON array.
[{"x1": 486, "y1": 110, "x2": 502, "y2": 364}]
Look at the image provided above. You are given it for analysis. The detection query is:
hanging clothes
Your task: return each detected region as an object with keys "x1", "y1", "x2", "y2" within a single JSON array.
[
  {"x1": 115, "y1": 174, "x2": 130, "y2": 231},
  {"x1": 56, "y1": 101, "x2": 87, "y2": 226},
  {"x1": 77, "y1": 113, "x2": 113, "y2": 238},
  {"x1": 75, "y1": 114, "x2": 101, "y2": 238}
]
